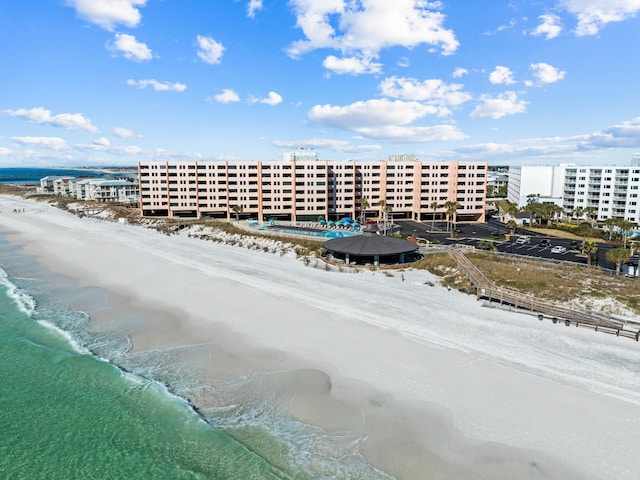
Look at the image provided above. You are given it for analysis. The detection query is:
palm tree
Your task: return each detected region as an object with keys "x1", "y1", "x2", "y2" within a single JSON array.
[
  {"x1": 522, "y1": 201, "x2": 539, "y2": 226},
  {"x1": 576, "y1": 222, "x2": 593, "y2": 242},
  {"x1": 376, "y1": 199, "x2": 392, "y2": 234},
  {"x1": 429, "y1": 201, "x2": 439, "y2": 231},
  {"x1": 383, "y1": 203, "x2": 392, "y2": 233},
  {"x1": 583, "y1": 206, "x2": 597, "y2": 227},
  {"x1": 572, "y1": 207, "x2": 584, "y2": 224},
  {"x1": 582, "y1": 240, "x2": 598, "y2": 267},
  {"x1": 606, "y1": 247, "x2": 632, "y2": 275},
  {"x1": 444, "y1": 200, "x2": 460, "y2": 234},
  {"x1": 549, "y1": 204, "x2": 564, "y2": 224},
  {"x1": 615, "y1": 219, "x2": 636, "y2": 248},
  {"x1": 231, "y1": 205, "x2": 243, "y2": 222},
  {"x1": 358, "y1": 196, "x2": 369, "y2": 224},
  {"x1": 503, "y1": 200, "x2": 518, "y2": 218},
  {"x1": 376, "y1": 199, "x2": 386, "y2": 221},
  {"x1": 506, "y1": 219, "x2": 517, "y2": 235},
  {"x1": 603, "y1": 218, "x2": 618, "y2": 240}
]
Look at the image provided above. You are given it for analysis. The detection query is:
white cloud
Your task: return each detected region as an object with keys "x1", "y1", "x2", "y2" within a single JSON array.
[
  {"x1": 126, "y1": 79, "x2": 187, "y2": 92},
  {"x1": 429, "y1": 117, "x2": 640, "y2": 162},
  {"x1": 529, "y1": 62, "x2": 566, "y2": 84},
  {"x1": 75, "y1": 141, "x2": 146, "y2": 155},
  {"x1": 11, "y1": 136, "x2": 68, "y2": 150},
  {"x1": 210, "y1": 89, "x2": 241, "y2": 103},
  {"x1": 247, "y1": 0, "x2": 263, "y2": 18},
  {"x1": 560, "y1": 0, "x2": 640, "y2": 36},
  {"x1": 113, "y1": 126, "x2": 140, "y2": 138},
  {"x1": 323, "y1": 55, "x2": 382, "y2": 75},
  {"x1": 353, "y1": 124, "x2": 467, "y2": 142},
  {"x1": 307, "y1": 97, "x2": 466, "y2": 142},
  {"x1": 309, "y1": 99, "x2": 439, "y2": 129},
  {"x1": 93, "y1": 137, "x2": 111, "y2": 146},
  {"x1": 108, "y1": 33, "x2": 152, "y2": 61},
  {"x1": 578, "y1": 117, "x2": 640, "y2": 149},
  {"x1": 66, "y1": 0, "x2": 147, "y2": 31},
  {"x1": 561, "y1": 0, "x2": 640, "y2": 36},
  {"x1": 452, "y1": 67, "x2": 468, "y2": 78},
  {"x1": 196, "y1": 35, "x2": 225, "y2": 64},
  {"x1": 4, "y1": 107, "x2": 98, "y2": 132},
  {"x1": 489, "y1": 66, "x2": 516, "y2": 85},
  {"x1": 470, "y1": 91, "x2": 528, "y2": 119},
  {"x1": 0, "y1": 147, "x2": 12, "y2": 156},
  {"x1": 378, "y1": 76, "x2": 472, "y2": 115},
  {"x1": 287, "y1": 0, "x2": 459, "y2": 68},
  {"x1": 484, "y1": 18, "x2": 518, "y2": 35},
  {"x1": 397, "y1": 57, "x2": 410, "y2": 68},
  {"x1": 452, "y1": 141, "x2": 577, "y2": 161},
  {"x1": 259, "y1": 91, "x2": 283, "y2": 106},
  {"x1": 531, "y1": 14, "x2": 563, "y2": 39},
  {"x1": 272, "y1": 138, "x2": 382, "y2": 153}
]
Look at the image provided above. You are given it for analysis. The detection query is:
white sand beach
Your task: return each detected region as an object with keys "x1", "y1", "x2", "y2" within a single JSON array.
[{"x1": 1, "y1": 194, "x2": 640, "y2": 480}]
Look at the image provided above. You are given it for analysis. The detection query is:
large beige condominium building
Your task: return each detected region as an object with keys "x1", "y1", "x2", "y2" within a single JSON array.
[{"x1": 138, "y1": 158, "x2": 487, "y2": 223}]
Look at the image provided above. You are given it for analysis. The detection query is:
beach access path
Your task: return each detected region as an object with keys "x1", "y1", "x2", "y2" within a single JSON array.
[{"x1": 1, "y1": 195, "x2": 639, "y2": 480}]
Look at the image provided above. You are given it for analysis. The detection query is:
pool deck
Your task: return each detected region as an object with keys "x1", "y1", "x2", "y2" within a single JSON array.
[{"x1": 237, "y1": 220, "x2": 361, "y2": 239}]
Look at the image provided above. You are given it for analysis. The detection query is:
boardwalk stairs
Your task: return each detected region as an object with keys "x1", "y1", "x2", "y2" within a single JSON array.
[{"x1": 448, "y1": 248, "x2": 640, "y2": 342}]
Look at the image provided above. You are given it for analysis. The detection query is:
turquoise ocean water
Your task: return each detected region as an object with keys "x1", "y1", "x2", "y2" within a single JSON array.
[
  {"x1": 0, "y1": 235, "x2": 389, "y2": 480},
  {"x1": 0, "y1": 168, "x2": 119, "y2": 185}
]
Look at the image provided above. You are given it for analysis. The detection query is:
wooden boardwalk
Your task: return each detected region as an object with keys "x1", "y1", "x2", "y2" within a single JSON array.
[{"x1": 449, "y1": 248, "x2": 640, "y2": 342}]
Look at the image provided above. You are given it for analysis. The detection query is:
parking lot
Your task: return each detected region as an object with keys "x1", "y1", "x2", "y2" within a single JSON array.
[
  {"x1": 492, "y1": 236, "x2": 585, "y2": 263},
  {"x1": 395, "y1": 219, "x2": 618, "y2": 270}
]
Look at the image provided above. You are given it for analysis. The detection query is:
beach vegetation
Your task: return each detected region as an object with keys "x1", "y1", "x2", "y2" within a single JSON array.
[
  {"x1": 476, "y1": 240, "x2": 496, "y2": 251},
  {"x1": 465, "y1": 251, "x2": 640, "y2": 315}
]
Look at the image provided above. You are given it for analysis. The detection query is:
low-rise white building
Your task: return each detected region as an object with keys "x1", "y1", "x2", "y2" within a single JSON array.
[
  {"x1": 52, "y1": 177, "x2": 76, "y2": 197},
  {"x1": 84, "y1": 179, "x2": 139, "y2": 203},
  {"x1": 37, "y1": 176, "x2": 71, "y2": 194},
  {"x1": 38, "y1": 176, "x2": 139, "y2": 204}
]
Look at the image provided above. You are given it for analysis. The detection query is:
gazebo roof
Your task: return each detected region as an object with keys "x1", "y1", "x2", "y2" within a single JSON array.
[{"x1": 323, "y1": 235, "x2": 418, "y2": 256}]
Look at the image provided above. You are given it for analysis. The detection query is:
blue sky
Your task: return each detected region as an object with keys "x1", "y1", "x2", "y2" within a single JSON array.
[{"x1": 1, "y1": 0, "x2": 639, "y2": 168}]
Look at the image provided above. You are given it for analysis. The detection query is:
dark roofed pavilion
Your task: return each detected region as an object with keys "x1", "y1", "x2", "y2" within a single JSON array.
[{"x1": 323, "y1": 235, "x2": 419, "y2": 266}]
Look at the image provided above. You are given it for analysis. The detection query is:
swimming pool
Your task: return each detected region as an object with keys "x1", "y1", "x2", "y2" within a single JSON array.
[{"x1": 263, "y1": 225, "x2": 356, "y2": 238}]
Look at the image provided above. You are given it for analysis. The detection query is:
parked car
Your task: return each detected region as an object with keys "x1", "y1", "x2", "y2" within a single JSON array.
[
  {"x1": 515, "y1": 236, "x2": 530, "y2": 244},
  {"x1": 551, "y1": 246, "x2": 567, "y2": 254},
  {"x1": 539, "y1": 239, "x2": 551, "y2": 247}
]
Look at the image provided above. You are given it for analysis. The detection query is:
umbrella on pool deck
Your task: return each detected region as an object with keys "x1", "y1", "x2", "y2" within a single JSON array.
[
  {"x1": 342, "y1": 217, "x2": 354, "y2": 223},
  {"x1": 319, "y1": 219, "x2": 326, "y2": 224},
  {"x1": 328, "y1": 220, "x2": 335, "y2": 225}
]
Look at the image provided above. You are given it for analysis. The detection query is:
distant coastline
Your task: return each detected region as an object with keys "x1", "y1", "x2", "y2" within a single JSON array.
[{"x1": 0, "y1": 167, "x2": 136, "y2": 185}]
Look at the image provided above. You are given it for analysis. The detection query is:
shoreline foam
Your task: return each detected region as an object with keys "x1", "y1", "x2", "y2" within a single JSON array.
[{"x1": 2, "y1": 194, "x2": 640, "y2": 479}]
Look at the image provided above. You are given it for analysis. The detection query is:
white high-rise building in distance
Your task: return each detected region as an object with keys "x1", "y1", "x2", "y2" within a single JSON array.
[
  {"x1": 507, "y1": 165, "x2": 566, "y2": 207},
  {"x1": 507, "y1": 159, "x2": 640, "y2": 224},
  {"x1": 563, "y1": 165, "x2": 640, "y2": 223}
]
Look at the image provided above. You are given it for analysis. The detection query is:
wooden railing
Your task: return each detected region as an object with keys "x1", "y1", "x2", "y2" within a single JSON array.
[{"x1": 449, "y1": 248, "x2": 640, "y2": 341}]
